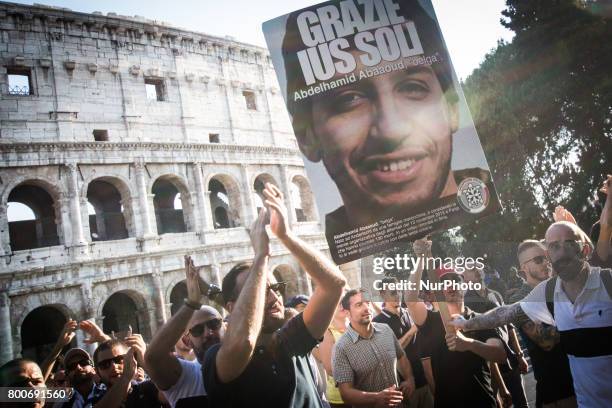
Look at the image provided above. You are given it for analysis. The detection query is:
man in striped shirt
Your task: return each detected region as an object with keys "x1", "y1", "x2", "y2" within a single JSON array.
[{"x1": 450, "y1": 221, "x2": 612, "y2": 407}]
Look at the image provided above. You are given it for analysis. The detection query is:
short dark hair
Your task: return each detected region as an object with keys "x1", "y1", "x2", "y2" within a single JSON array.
[
  {"x1": 93, "y1": 339, "x2": 127, "y2": 366},
  {"x1": 222, "y1": 262, "x2": 252, "y2": 304},
  {"x1": 282, "y1": 0, "x2": 458, "y2": 141},
  {"x1": 517, "y1": 240, "x2": 545, "y2": 260},
  {"x1": 341, "y1": 288, "x2": 367, "y2": 310},
  {"x1": 0, "y1": 358, "x2": 37, "y2": 387}
]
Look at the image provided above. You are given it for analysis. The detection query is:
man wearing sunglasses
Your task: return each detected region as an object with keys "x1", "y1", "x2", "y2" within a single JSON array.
[
  {"x1": 450, "y1": 222, "x2": 612, "y2": 407},
  {"x1": 203, "y1": 183, "x2": 347, "y2": 408},
  {"x1": 145, "y1": 256, "x2": 224, "y2": 407},
  {"x1": 59, "y1": 348, "x2": 105, "y2": 408}
]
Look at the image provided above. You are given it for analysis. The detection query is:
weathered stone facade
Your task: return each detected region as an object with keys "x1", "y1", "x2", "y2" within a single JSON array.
[{"x1": 0, "y1": 2, "x2": 360, "y2": 365}]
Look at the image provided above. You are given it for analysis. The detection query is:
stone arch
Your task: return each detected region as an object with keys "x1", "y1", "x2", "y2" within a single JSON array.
[
  {"x1": 272, "y1": 264, "x2": 300, "y2": 301},
  {"x1": 252, "y1": 173, "x2": 279, "y2": 212},
  {"x1": 207, "y1": 174, "x2": 242, "y2": 229},
  {"x1": 20, "y1": 304, "x2": 74, "y2": 364},
  {"x1": 100, "y1": 290, "x2": 150, "y2": 339},
  {"x1": 169, "y1": 280, "x2": 187, "y2": 316},
  {"x1": 6, "y1": 180, "x2": 62, "y2": 251},
  {"x1": 291, "y1": 175, "x2": 318, "y2": 222},
  {"x1": 151, "y1": 174, "x2": 194, "y2": 234},
  {"x1": 86, "y1": 176, "x2": 135, "y2": 241}
]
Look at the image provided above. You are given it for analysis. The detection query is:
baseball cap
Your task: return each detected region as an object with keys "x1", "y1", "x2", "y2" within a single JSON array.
[
  {"x1": 284, "y1": 295, "x2": 309, "y2": 308},
  {"x1": 64, "y1": 348, "x2": 91, "y2": 366}
]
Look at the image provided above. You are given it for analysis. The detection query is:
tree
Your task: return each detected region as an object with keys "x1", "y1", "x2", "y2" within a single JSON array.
[{"x1": 459, "y1": 0, "x2": 612, "y2": 273}]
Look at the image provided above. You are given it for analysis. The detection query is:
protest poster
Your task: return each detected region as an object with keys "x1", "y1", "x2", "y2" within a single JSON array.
[{"x1": 263, "y1": 0, "x2": 501, "y2": 264}]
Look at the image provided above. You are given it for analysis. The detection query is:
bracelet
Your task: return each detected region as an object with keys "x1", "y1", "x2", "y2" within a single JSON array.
[{"x1": 184, "y1": 299, "x2": 202, "y2": 310}]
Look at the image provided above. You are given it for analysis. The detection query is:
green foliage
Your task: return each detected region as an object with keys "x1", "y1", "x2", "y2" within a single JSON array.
[{"x1": 459, "y1": 0, "x2": 611, "y2": 273}]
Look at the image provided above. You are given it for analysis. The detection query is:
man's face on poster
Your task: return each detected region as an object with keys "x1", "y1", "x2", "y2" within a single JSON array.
[{"x1": 305, "y1": 59, "x2": 458, "y2": 217}]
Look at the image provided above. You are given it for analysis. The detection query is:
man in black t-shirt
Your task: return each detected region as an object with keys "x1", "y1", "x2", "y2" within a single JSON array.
[
  {"x1": 374, "y1": 277, "x2": 433, "y2": 408},
  {"x1": 405, "y1": 238, "x2": 507, "y2": 408},
  {"x1": 203, "y1": 184, "x2": 346, "y2": 408}
]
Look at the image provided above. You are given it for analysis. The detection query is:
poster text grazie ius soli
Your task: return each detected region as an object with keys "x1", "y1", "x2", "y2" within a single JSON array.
[{"x1": 296, "y1": 0, "x2": 424, "y2": 85}]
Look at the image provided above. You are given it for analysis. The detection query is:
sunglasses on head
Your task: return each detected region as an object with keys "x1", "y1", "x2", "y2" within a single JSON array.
[
  {"x1": 96, "y1": 354, "x2": 125, "y2": 370},
  {"x1": 525, "y1": 255, "x2": 547, "y2": 265},
  {"x1": 189, "y1": 318, "x2": 222, "y2": 337},
  {"x1": 66, "y1": 359, "x2": 93, "y2": 371}
]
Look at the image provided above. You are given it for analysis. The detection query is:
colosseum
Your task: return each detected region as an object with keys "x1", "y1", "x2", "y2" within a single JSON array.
[{"x1": 0, "y1": 1, "x2": 360, "y2": 365}]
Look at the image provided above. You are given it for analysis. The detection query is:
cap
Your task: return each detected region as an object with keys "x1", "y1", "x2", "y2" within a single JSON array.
[
  {"x1": 284, "y1": 295, "x2": 309, "y2": 308},
  {"x1": 63, "y1": 348, "x2": 91, "y2": 366},
  {"x1": 435, "y1": 267, "x2": 463, "y2": 281}
]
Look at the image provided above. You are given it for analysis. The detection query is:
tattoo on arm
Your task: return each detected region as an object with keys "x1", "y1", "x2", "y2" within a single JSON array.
[
  {"x1": 521, "y1": 321, "x2": 560, "y2": 349},
  {"x1": 464, "y1": 303, "x2": 531, "y2": 331}
]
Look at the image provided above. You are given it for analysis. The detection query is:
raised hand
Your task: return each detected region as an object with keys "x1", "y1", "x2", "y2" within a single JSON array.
[
  {"x1": 262, "y1": 183, "x2": 290, "y2": 240},
  {"x1": 58, "y1": 319, "x2": 78, "y2": 347},
  {"x1": 79, "y1": 320, "x2": 110, "y2": 344},
  {"x1": 553, "y1": 205, "x2": 577, "y2": 225},
  {"x1": 124, "y1": 333, "x2": 146, "y2": 367},
  {"x1": 122, "y1": 347, "x2": 138, "y2": 383},
  {"x1": 185, "y1": 255, "x2": 203, "y2": 304},
  {"x1": 248, "y1": 207, "x2": 270, "y2": 257},
  {"x1": 413, "y1": 237, "x2": 432, "y2": 257}
]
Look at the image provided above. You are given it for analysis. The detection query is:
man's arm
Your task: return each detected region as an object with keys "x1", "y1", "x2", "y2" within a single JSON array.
[
  {"x1": 421, "y1": 358, "x2": 435, "y2": 395},
  {"x1": 398, "y1": 323, "x2": 417, "y2": 349},
  {"x1": 95, "y1": 348, "x2": 137, "y2": 408},
  {"x1": 404, "y1": 239, "x2": 430, "y2": 326},
  {"x1": 315, "y1": 329, "x2": 335, "y2": 374},
  {"x1": 450, "y1": 303, "x2": 531, "y2": 332},
  {"x1": 263, "y1": 184, "x2": 346, "y2": 339},
  {"x1": 397, "y1": 355, "x2": 415, "y2": 398},
  {"x1": 520, "y1": 321, "x2": 560, "y2": 351},
  {"x1": 41, "y1": 319, "x2": 77, "y2": 381},
  {"x1": 215, "y1": 209, "x2": 269, "y2": 383},
  {"x1": 507, "y1": 326, "x2": 528, "y2": 373},
  {"x1": 445, "y1": 331, "x2": 507, "y2": 363},
  {"x1": 144, "y1": 256, "x2": 202, "y2": 390}
]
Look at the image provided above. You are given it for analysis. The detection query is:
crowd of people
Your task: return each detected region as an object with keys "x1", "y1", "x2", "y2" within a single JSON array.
[{"x1": 1, "y1": 176, "x2": 610, "y2": 408}]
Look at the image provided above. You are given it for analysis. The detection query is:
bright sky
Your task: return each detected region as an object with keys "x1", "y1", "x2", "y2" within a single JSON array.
[{"x1": 9, "y1": 0, "x2": 513, "y2": 80}]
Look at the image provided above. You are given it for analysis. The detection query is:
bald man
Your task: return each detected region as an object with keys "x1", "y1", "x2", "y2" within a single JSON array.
[
  {"x1": 0, "y1": 358, "x2": 46, "y2": 408},
  {"x1": 450, "y1": 221, "x2": 612, "y2": 407},
  {"x1": 145, "y1": 256, "x2": 224, "y2": 408}
]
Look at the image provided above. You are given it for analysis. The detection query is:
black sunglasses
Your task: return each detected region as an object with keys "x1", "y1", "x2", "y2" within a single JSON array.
[
  {"x1": 189, "y1": 318, "x2": 222, "y2": 337},
  {"x1": 525, "y1": 255, "x2": 547, "y2": 265},
  {"x1": 97, "y1": 354, "x2": 125, "y2": 370},
  {"x1": 267, "y1": 281, "x2": 286, "y2": 295},
  {"x1": 66, "y1": 358, "x2": 93, "y2": 371}
]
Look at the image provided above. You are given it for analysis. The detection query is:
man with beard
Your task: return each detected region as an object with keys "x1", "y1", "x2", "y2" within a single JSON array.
[
  {"x1": 450, "y1": 221, "x2": 612, "y2": 407},
  {"x1": 509, "y1": 240, "x2": 576, "y2": 408},
  {"x1": 203, "y1": 183, "x2": 346, "y2": 407},
  {"x1": 0, "y1": 358, "x2": 46, "y2": 408},
  {"x1": 405, "y1": 238, "x2": 507, "y2": 408},
  {"x1": 332, "y1": 288, "x2": 415, "y2": 408},
  {"x1": 146, "y1": 256, "x2": 223, "y2": 407},
  {"x1": 59, "y1": 348, "x2": 106, "y2": 407},
  {"x1": 94, "y1": 339, "x2": 164, "y2": 408}
]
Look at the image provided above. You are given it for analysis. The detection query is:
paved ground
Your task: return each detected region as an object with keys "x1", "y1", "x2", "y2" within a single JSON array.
[{"x1": 523, "y1": 370, "x2": 537, "y2": 407}]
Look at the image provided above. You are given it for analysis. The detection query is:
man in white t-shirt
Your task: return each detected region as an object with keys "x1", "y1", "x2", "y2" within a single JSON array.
[
  {"x1": 145, "y1": 256, "x2": 224, "y2": 408},
  {"x1": 450, "y1": 221, "x2": 612, "y2": 407}
]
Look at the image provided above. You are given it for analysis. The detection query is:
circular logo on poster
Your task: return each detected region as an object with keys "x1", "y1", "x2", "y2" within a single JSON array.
[{"x1": 457, "y1": 177, "x2": 489, "y2": 214}]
